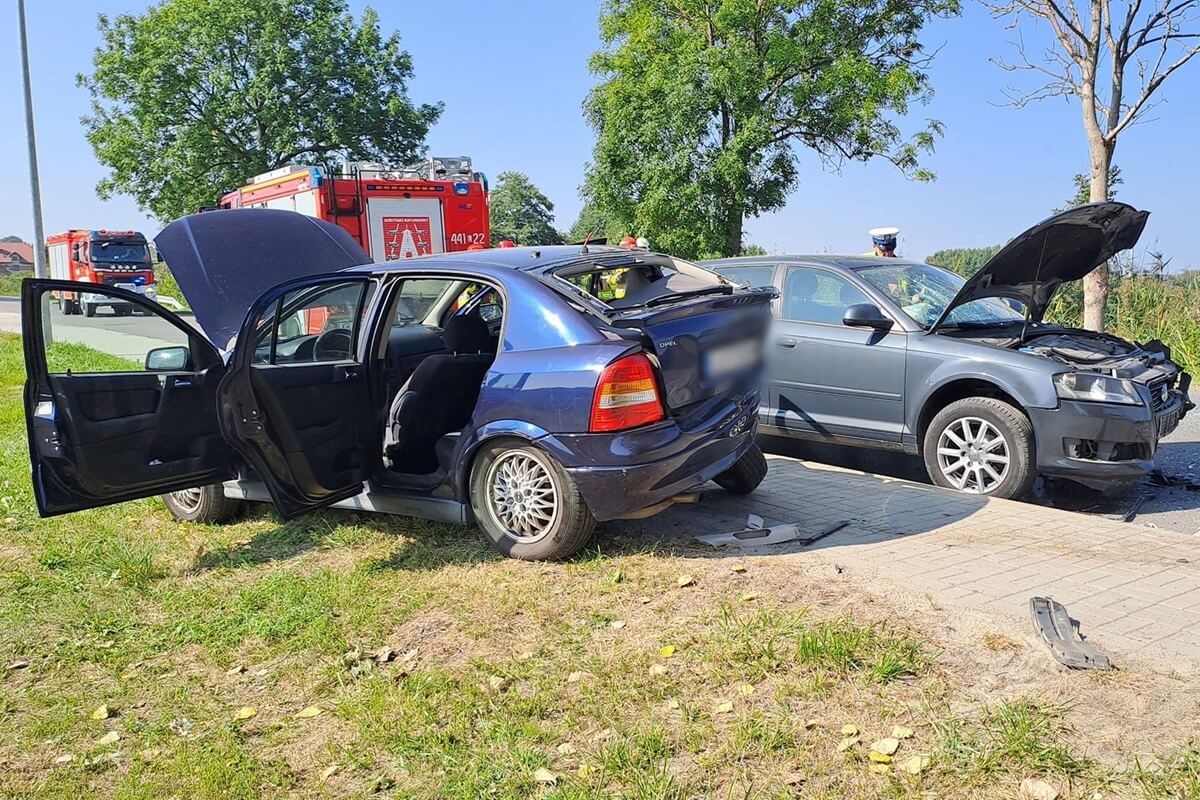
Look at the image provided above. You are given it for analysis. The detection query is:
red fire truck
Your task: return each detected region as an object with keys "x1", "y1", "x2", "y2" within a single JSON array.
[
  {"x1": 46, "y1": 230, "x2": 158, "y2": 316},
  {"x1": 216, "y1": 157, "x2": 490, "y2": 260}
]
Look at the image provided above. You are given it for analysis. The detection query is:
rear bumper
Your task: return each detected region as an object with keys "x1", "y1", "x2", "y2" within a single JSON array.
[
  {"x1": 544, "y1": 391, "x2": 760, "y2": 521},
  {"x1": 1028, "y1": 387, "x2": 1188, "y2": 490}
]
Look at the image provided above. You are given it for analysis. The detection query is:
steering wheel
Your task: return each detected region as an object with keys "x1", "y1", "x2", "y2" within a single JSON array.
[{"x1": 313, "y1": 328, "x2": 352, "y2": 361}]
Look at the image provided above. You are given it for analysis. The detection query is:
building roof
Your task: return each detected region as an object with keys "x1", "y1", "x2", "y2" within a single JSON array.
[{"x1": 0, "y1": 242, "x2": 33, "y2": 263}]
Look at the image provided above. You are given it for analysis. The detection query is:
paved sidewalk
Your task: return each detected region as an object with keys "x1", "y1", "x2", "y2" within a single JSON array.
[{"x1": 616, "y1": 455, "x2": 1200, "y2": 664}]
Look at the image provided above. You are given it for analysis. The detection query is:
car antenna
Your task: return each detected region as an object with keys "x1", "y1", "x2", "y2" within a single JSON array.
[
  {"x1": 579, "y1": 227, "x2": 599, "y2": 256},
  {"x1": 1020, "y1": 231, "x2": 1050, "y2": 345}
]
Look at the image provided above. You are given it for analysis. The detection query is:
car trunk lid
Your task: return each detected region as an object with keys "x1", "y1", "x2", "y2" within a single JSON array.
[
  {"x1": 609, "y1": 288, "x2": 775, "y2": 410},
  {"x1": 930, "y1": 201, "x2": 1149, "y2": 330}
]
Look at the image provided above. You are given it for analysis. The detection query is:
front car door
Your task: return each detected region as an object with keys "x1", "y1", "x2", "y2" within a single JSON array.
[
  {"x1": 22, "y1": 280, "x2": 232, "y2": 516},
  {"x1": 766, "y1": 265, "x2": 908, "y2": 444},
  {"x1": 217, "y1": 274, "x2": 379, "y2": 518}
]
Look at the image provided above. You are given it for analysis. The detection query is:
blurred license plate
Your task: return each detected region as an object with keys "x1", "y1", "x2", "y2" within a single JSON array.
[{"x1": 705, "y1": 339, "x2": 760, "y2": 379}]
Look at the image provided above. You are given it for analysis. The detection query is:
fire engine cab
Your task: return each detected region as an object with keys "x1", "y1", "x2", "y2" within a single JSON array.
[
  {"x1": 46, "y1": 230, "x2": 157, "y2": 317},
  {"x1": 217, "y1": 157, "x2": 490, "y2": 260}
]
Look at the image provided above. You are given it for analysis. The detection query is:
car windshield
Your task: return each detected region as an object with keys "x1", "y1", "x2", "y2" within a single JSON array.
[
  {"x1": 91, "y1": 241, "x2": 150, "y2": 264},
  {"x1": 857, "y1": 263, "x2": 1026, "y2": 328}
]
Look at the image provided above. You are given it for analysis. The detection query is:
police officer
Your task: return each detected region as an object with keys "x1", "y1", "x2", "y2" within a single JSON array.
[{"x1": 863, "y1": 226, "x2": 900, "y2": 257}]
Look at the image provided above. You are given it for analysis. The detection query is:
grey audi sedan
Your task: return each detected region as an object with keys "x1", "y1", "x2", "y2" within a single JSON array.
[{"x1": 707, "y1": 202, "x2": 1192, "y2": 498}]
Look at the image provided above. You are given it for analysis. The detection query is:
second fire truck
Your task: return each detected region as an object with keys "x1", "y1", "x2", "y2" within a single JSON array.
[{"x1": 216, "y1": 156, "x2": 490, "y2": 260}]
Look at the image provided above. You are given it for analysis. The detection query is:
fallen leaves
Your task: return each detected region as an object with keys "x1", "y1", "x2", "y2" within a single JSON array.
[
  {"x1": 7, "y1": 660, "x2": 29, "y2": 670},
  {"x1": 53, "y1": 754, "x2": 74, "y2": 765},
  {"x1": 730, "y1": 563, "x2": 747, "y2": 574},
  {"x1": 900, "y1": 755, "x2": 931, "y2": 775},
  {"x1": 868, "y1": 750, "x2": 892, "y2": 764},
  {"x1": 533, "y1": 767, "x2": 558, "y2": 785},
  {"x1": 1020, "y1": 778, "x2": 1060, "y2": 800},
  {"x1": 486, "y1": 675, "x2": 509, "y2": 693},
  {"x1": 658, "y1": 645, "x2": 677, "y2": 658},
  {"x1": 736, "y1": 683, "x2": 756, "y2": 696},
  {"x1": 837, "y1": 736, "x2": 860, "y2": 752},
  {"x1": 556, "y1": 742, "x2": 577, "y2": 756},
  {"x1": 96, "y1": 730, "x2": 120, "y2": 747},
  {"x1": 609, "y1": 620, "x2": 626, "y2": 630},
  {"x1": 840, "y1": 724, "x2": 859, "y2": 736},
  {"x1": 319, "y1": 764, "x2": 340, "y2": 782},
  {"x1": 892, "y1": 725, "x2": 915, "y2": 739},
  {"x1": 739, "y1": 592, "x2": 760, "y2": 602},
  {"x1": 714, "y1": 701, "x2": 734, "y2": 714},
  {"x1": 295, "y1": 705, "x2": 323, "y2": 719},
  {"x1": 648, "y1": 664, "x2": 668, "y2": 676},
  {"x1": 675, "y1": 574, "x2": 695, "y2": 588},
  {"x1": 90, "y1": 704, "x2": 112, "y2": 721},
  {"x1": 232, "y1": 706, "x2": 257, "y2": 721},
  {"x1": 567, "y1": 670, "x2": 591, "y2": 684},
  {"x1": 871, "y1": 737, "x2": 900, "y2": 756}
]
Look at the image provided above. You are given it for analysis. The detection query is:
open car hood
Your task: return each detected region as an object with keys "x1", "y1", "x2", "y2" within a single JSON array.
[
  {"x1": 155, "y1": 209, "x2": 372, "y2": 349},
  {"x1": 930, "y1": 202, "x2": 1149, "y2": 330}
]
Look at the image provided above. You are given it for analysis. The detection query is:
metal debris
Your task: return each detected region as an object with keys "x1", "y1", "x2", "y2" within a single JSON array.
[
  {"x1": 1029, "y1": 597, "x2": 1112, "y2": 670},
  {"x1": 695, "y1": 516, "x2": 850, "y2": 549}
]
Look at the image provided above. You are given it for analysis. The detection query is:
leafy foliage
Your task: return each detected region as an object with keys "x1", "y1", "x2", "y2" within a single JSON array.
[
  {"x1": 78, "y1": 0, "x2": 441, "y2": 222},
  {"x1": 925, "y1": 246, "x2": 1002, "y2": 277},
  {"x1": 487, "y1": 172, "x2": 564, "y2": 246},
  {"x1": 564, "y1": 201, "x2": 619, "y2": 244},
  {"x1": 584, "y1": 0, "x2": 959, "y2": 259},
  {"x1": 1, "y1": 235, "x2": 26, "y2": 243}
]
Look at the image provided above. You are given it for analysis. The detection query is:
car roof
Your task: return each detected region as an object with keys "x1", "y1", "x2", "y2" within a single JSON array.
[
  {"x1": 345, "y1": 244, "x2": 646, "y2": 275},
  {"x1": 703, "y1": 254, "x2": 930, "y2": 272}
]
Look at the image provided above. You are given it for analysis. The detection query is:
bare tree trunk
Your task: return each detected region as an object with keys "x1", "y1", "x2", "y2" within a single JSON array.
[
  {"x1": 1083, "y1": 136, "x2": 1113, "y2": 331},
  {"x1": 724, "y1": 199, "x2": 744, "y2": 257}
]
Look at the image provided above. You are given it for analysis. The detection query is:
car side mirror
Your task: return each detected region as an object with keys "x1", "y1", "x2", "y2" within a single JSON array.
[
  {"x1": 155, "y1": 250, "x2": 164, "y2": 263},
  {"x1": 843, "y1": 303, "x2": 893, "y2": 331},
  {"x1": 145, "y1": 345, "x2": 191, "y2": 371}
]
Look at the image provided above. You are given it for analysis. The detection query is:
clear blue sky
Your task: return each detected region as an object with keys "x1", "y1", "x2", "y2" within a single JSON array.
[{"x1": 3, "y1": 1, "x2": 1197, "y2": 267}]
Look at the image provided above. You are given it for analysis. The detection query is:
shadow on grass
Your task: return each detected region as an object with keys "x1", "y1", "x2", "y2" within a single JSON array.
[{"x1": 192, "y1": 505, "x2": 498, "y2": 573}]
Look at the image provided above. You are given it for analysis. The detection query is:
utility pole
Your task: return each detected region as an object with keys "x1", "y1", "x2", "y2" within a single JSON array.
[{"x1": 17, "y1": 0, "x2": 52, "y2": 343}]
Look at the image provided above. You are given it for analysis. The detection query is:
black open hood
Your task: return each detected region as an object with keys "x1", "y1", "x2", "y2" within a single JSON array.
[
  {"x1": 155, "y1": 209, "x2": 371, "y2": 349},
  {"x1": 930, "y1": 202, "x2": 1149, "y2": 330}
]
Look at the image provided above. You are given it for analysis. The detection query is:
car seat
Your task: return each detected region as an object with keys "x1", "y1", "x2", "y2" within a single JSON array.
[
  {"x1": 783, "y1": 270, "x2": 817, "y2": 321},
  {"x1": 384, "y1": 314, "x2": 494, "y2": 475},
  {"x1": 839, "y1": 281, "x2": 867, "y2": 310}
]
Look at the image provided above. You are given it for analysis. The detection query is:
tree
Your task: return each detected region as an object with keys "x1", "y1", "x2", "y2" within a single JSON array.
[
  {"x1": 741, "y1": 244, "x2": 769, "y2": 256},
  {"x1": 565, "y1": 200, "x2": 617, "y2": 244},
  {"x1": 1, "y1": 235, "x2": 27, "y2": 243},
  {"x1": 487, "y1": 172, "x2": 564, "y2": 246},
  {"x1": 1057, "y1": 165, "x2": 1122, "y2": 211},
  {"x1": 583, "y1": 0, "x2": 959, "y2": 260},
  {"x1": 925, "y1": 246, "x2": 1003, "y2": 277},
  {"x1": 987, "y1": 0, "x2": 1200, "y2": 331},
  {"x1": 79, "y1": 0, "x2": 441, "y2": 222}
]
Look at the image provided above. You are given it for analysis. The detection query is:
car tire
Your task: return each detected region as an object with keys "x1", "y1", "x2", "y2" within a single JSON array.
[
  {"x1": 713, "y1": 442, "x2": 768, "y2": 495},
  {"x1": 470, "y1": 440, "x2": 596, "y2": 561},
  {"x1": 161, "y1": 484, "x2": 241, "y2": 524},
  {"x1": 83, "y1": 302, "x2": 97, "y2": 318},
  {"x1": 115, "y1": 306, "x2": 132, "y2": 317},
  {"x1": 923, "y1": 397, "x2": 1035, "y2": 499}
]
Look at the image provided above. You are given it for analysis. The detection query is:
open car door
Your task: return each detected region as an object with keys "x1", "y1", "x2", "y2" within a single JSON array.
[
  {"x1": 216, "y1": 274, "x2": 378, "y2": 518},
  {"x1": 22, "y1": 279, "x2": 233, "y2": 516}
]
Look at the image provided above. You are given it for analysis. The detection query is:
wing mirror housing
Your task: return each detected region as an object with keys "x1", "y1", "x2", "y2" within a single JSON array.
[
  {"x1": 843, "y1": 303, "x2": 893, "y2": 331},
  {"x1": 145, "y1": 345, "x2": 191, "y2": 371}
]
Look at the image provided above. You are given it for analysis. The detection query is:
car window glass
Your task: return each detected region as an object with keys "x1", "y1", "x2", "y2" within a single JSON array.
[
  {"x1": 715, "y1": 265, "x2": 774, "y2": 287},
  {"x1": 396, "y1": 279, "x2": 454, "y2": 324},
  {"x1": 33, "y1": 285, "x2": 193, "y2": 374},
  {"x1": 253, "y1": 281, "x2": 367, "y2": 365},
  {"x1": 857, "y1": 264, "x2": 1026, "y2": 328},
  {"x1": 781, "y1": 267, "x2": 870, "y2": 325}
]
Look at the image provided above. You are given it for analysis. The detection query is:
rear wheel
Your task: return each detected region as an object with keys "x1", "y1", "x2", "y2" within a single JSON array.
[
  {"x1": 83, "y1": 302, "x2": 98, "y2": 318},
  {"x1": 713, "y1": 442, "x2": 768, "y2": 495},
  {"x1": 161, "y1": 484, "x2": 241, "y2": 524},
  {"x1": 922, "y1": 397, "x2": 1035, "y2": 499},
  {"x1": 470, "y1": 441, "x2": 596, "y2": 561},
  {"x1": 115, "y1": 305, "x2": 132, "y2": 316}
]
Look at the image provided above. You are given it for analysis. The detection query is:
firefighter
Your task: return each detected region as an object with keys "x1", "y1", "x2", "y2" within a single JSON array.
[{"x1": 863, "y1": 226, "x2": 900, "y2": 257}]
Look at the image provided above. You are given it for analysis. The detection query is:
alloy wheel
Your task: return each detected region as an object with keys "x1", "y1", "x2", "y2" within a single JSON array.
[
  {"x1": 169, "y1": 487, "x2": 204, "y2": 514},
  {"x1": 485, "y1": 450, "x2": 560, "y2": 543},
  {"x1": 935, "y1": 416, "x2": 1011, "y2": 494}
]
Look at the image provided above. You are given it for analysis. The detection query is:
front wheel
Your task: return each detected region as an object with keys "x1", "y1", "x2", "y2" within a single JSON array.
[
  {"x1": 470, "y1": 441, "x2": 596, "y2": 561},
  {"x1": 922, "y1": 397, "x2": 1035, "y2": 499},
  {"x1": 713, "y1": 442, "x2": 768, "y2": 495},
  {"x1": 83, "y1": 302, "x2": 97, "y2": 318},
  {"x1": 161, "y1": 484, "x2": 241, "y2": 523},
  {"x1": 114, "y1": 305, "x2": 132, "y2": 317}
]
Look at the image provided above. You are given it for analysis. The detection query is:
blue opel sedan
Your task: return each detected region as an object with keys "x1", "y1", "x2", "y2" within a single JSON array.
[{"x1": 20, "y1": 210, "x2": 773, "y2": 560}]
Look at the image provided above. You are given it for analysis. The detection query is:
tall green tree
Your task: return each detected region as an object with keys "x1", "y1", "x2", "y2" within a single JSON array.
[
  {"x1": 79, "y1": 0, "x2": 441, "y2": 222},
  {"x1": 487, "y1": 172, "x2": 564, "y2": 246},
  {"x1": 925, "y1": 246, "x2": 1002, "y2": 277},
  {"x1": 565, "y1": 201, "x2": 617, "y2": 244},
  {"x1": 584, "y1": 0, "x2": 958, "y2": 260}
]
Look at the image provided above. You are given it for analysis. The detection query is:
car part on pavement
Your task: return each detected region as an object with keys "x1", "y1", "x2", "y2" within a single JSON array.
[
  {"x1": 695, "y1": 514, "x2": 800, "y2": 548},
  {"x1": 798, "y1": 520, "x2": 849, "y2": 546},
  {"x1": 1029, "y1": 596, "x2": 1112, "y2": 670}
]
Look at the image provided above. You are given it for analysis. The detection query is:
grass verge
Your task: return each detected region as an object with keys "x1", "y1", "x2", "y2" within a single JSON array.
[{"x1": 0, "y1": 331, "x2": 1196, "y2": 798}]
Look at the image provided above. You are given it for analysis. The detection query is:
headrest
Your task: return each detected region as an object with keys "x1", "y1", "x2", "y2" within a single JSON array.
[
  {"x1": 443, "y1": 313, "x2": 491, "y2": 354},
  {"x1": 787, "y1": 270, "x2": 817, "y2": 299}
]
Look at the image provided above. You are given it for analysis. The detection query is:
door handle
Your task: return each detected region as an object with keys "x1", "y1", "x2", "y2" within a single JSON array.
[
  {"x1": 335, "y1": 364, "x2": 363, "y2": 383},
  {"x1": 775, "y1": 337, "x2": 797, "y2": 349}
]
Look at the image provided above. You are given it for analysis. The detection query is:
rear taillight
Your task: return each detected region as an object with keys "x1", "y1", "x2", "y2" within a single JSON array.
[{"x1": 590, "y1": 353, "x2": 665, "y2": 432}]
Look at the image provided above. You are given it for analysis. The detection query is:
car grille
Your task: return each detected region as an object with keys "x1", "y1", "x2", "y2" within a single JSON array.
[{"x1": 1148, "y1": 378, "x2": 1173, "y2": 411}]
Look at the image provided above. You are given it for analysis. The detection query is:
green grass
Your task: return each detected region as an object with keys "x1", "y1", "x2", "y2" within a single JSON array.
[
  {"x1": 0, "y1": 330, "x2": 1198, "y2": 798},
  {"x1": 0, "y1": 271, "x2": 27, "y2": 297}
]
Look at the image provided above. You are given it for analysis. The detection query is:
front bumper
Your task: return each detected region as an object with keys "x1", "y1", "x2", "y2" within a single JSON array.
[
  {"x1": 1028, "y1": 384, "x2": 1190, "y2": 490},
  {"x1": 83, "y1": 282, "x2": 157, "y2": 305},
  {"x1": 542, "y1": 392, "x2": 759, "y2": 521}
]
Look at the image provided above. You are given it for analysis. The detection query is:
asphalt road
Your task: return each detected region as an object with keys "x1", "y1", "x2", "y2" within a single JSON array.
[{"x1": 4, "y1": 294, "x2": 1199, "y2": 534}]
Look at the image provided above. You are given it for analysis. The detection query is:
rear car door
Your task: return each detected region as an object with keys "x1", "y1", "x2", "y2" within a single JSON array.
[
  {"x1": 22, "y1": 280, "x2": 232, "y2": 516},
  {"x1": 217, "y1": 274, "x2": 378, "y2": 518},
  {"x1": 769, "y1": 266, "x2": 907, "y2": 442}
]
